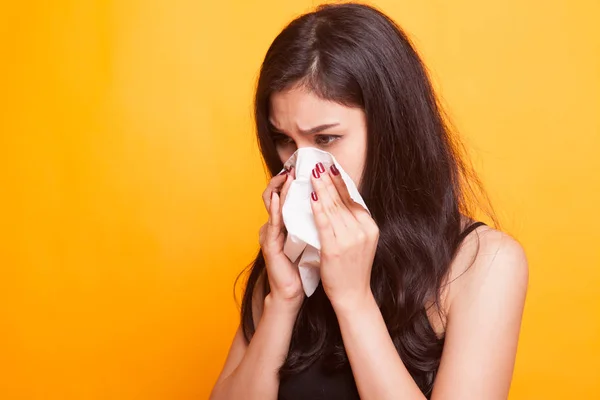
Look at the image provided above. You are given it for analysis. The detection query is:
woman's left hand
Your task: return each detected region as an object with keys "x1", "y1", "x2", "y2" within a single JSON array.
[{"x1": 309, "y1": 162, "x2": 379, "y2": 312}]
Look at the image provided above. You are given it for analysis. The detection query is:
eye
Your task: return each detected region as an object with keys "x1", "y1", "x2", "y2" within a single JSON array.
[
  {"x1": 272, "y1": 134, "x2": 294, "y2": 146},
  {"x1": 315, "y1": 135, "x2": 341, "y2": 146}
]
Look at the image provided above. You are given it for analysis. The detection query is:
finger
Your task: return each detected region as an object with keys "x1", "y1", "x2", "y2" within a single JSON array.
[
  {"x1": 326, "y1": 164, "x2": 374, "y2": 237},
  {"x1": 318, "y1": 163, "x2": 343, "y2": 206},
  {"x1": 309, "y1": 189, "x2": 336, "y2": 250},
  {"x1": 279, "y1": 167, "x2": 294, "y2": 207},
  {"x1": 327, "y1": 164, "x2": 356, "y2": 210},
  {"x1": 311, "y1": 163, "x2": 357, "y2": 237},
  {"x1": 267, "y1": 191, "x2": 284, "y2": 243},
  {"x1": 262, "y1": 170, "x2": 289, "y2": 210},
  {"x1": 269, "y1": 191, "x2": 281, "y2": 227}
]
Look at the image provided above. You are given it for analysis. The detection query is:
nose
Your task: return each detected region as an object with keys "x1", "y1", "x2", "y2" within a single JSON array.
[
  {"x1": 278, "y1": 141, "x2": 314, "y2": 170},
  {"x1": 295, "y1": 139, "x2": 314, "y2": 150}
]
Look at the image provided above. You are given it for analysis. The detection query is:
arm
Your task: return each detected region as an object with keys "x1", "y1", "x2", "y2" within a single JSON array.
[
  {"x1": 210, "y1": 292, "x2": 300, "y2": 400},
  {"x1": 334, "y1": 293, "x2": 425, "y2": 399},
  {"x1": 211, "y1": 172, "x2": 304, "y2": 399},
  {"x1": 333, "y1": 231, "x2": 528, "y2": 400},
  {"x1": 430, "y1": 232, "x2": 528, "y2": 399}
]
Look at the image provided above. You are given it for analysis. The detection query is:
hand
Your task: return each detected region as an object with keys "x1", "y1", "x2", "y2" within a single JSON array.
[
  {"x1": 309, "y1": 162, "x2": 379, "y2": 311},
  {"x1": 259, "y1": 167, "x2": 304, "y2": 309}
]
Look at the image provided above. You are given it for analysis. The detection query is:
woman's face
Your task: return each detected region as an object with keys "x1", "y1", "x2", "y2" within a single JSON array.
[{"x1": 269, "y1": 86, "x2": 368, "y2": 186}]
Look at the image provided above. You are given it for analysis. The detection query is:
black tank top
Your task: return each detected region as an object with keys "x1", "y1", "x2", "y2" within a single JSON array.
[{"x1": 278, "y1": 221, "x2": 487, "y2": 400}]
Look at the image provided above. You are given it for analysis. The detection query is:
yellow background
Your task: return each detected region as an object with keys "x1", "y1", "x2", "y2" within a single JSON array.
[{"x1": 1, "y1": 0, "x2": 598, "y2": 399}]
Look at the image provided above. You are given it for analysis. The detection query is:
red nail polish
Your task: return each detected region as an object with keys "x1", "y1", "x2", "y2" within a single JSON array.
[
  {"x1": 317, "y1": 162, "x2": 325, "y2": 173},
  {"x1": 330, "y1": 164, "x2": 340, "y2": 175},
  {"x1": 311, "y1": 191, "x2": 318, "y2": 201},
  {"x1": 312, "y1": 168, "x2": 320, "y2": 179}
]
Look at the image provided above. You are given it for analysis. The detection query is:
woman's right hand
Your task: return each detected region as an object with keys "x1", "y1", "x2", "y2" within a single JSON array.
[{"x1": 259, "y1": 168, "x2": 305, "y2": 309}]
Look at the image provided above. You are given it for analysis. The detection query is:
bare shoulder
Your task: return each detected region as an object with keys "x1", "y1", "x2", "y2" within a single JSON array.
[
  {"x1": 445, "y1": 224, "x2": 529, "y2": 313},
  {"x1": 431, "y1": 225, "x2": 529, "y2": 397}
]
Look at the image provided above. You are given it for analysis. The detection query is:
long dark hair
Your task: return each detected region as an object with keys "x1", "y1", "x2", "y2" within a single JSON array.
[{"x1": 238, "y1": 2, "x2": 495, "y2": 396}]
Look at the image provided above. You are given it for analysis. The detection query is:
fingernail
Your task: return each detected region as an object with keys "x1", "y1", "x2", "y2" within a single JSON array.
[
  {"x1": 311, "y1": 191, "x2": 318, "y2": 201},
  {"x1": 317, "y1": 162, "x2": 325, "y2": 173},
  {"x1": 271, "y1": 191, "x2": 274, "y2": 199},
  {"x1": 312, "y1": 168, "x2": 320, "y2": 179},
  {"x1": 330, "y1": 164, "x2": 340, "y2": 175}
]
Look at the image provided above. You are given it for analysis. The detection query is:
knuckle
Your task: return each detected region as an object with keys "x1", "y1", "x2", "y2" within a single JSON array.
[
  {"x1": 368, "y1": 223, "x2": 380, "y2": 238},
  {"x1": 368, "y1": 229, "x2": 379, "y2": 242},
  {"x1": 338, "y1": 242, "x2": 351, "y2": 252},
  {"x1": 356, "y1": 230, "x2": 367, "y2": 242}
]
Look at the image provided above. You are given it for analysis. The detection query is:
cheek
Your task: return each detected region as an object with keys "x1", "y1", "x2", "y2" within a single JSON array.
[
  {"x1": 334, "y1": 155, "x2": 364, "y2": 186},
  {"x1": 348, "y1": 165, "x2": 364, "y2": 188},
  {"x1": 335, "y1": 140, "x2": 367, "y2": 186}
]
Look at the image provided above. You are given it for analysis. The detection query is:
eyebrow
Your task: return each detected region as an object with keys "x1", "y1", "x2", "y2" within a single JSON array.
[{"x1": 269, "y1": 122, "x2": 340, "y2": 135}]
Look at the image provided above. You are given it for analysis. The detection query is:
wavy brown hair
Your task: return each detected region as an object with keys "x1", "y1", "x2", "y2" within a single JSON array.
[{"x1": 237, "y1": 2, "x2": 496, "y2": 397}]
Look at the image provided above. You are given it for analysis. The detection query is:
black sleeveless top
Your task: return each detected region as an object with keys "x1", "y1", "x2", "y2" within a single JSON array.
[{"x1": 278, "y1": 221, "x2": 487, "y2": 400}]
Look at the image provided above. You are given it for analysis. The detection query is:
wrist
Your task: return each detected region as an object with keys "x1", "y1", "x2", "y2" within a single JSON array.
[
  {"x1": 330, "y1": 289, "x2": 377, "y2": 318},
  {"x1": 264, "y1": 292, "x2": 303, "y2": 316}
]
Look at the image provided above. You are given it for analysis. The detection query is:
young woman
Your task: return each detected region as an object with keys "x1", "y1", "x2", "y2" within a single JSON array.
[{"x1": 210, "y1": 3, "x2": 528, "y2": 399}]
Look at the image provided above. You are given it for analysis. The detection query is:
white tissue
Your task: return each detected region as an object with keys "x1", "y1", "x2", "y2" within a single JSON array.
[{"x1": 279, "y1": 148, "x2": 369, "y2": 297}]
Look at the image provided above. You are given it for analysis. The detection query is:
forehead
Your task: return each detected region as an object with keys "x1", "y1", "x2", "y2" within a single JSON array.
[{"x1": 269, "y1": 87, "x2": 352, "y2": 127}]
